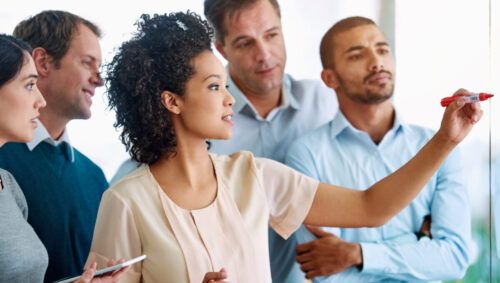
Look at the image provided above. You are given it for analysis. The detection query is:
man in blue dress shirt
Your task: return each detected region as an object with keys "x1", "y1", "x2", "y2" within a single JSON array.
[
  {"x1": 285, "y1": 16, "x2": 471, "y2": 282},
  {"x1": 204, "y1": 1, "x2": 338, "y2": 282}
]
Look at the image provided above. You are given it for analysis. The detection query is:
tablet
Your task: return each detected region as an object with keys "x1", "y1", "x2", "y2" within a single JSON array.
[{"x1": 54, "y1": 255, "x2": 147, "y2": 283}]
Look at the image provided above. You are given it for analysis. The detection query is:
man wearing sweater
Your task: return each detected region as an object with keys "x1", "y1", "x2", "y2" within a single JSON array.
[{"x1": 0, "y1": 11, "x2": 107, "y2": 283}]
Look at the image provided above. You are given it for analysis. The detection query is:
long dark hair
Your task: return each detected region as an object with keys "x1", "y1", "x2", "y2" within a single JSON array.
[{"x1": 0, "y1": 34, "x2": 33, "y2": 87}]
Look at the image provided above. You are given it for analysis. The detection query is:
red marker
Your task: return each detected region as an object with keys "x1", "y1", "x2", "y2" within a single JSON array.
[{"x1": 441, "y1": 92, "x2": 494, "y2": 107}]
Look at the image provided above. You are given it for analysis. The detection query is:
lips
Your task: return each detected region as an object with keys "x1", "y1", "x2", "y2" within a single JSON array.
[
  {"x1": 30, "y1": 117, "x2": 39, "y2": 128},
  {"x1": 255, "y1": 65, "x2": 277, "y2": 75},
  {"x1": 365, "y1": 71, "x2": 392, "y2": 84},
  {"x1": 83, "y1": 88, "x2": 95, "y2": 97},
  {"x1": 222, "y1": 113, "x2": 233, "y2": 124}
]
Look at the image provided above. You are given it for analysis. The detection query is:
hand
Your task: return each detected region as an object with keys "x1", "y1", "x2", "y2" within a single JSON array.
[
  {"x1": 417, "y1": 215, "x2": 432, "y2": 239},
  {"x1": 202, "y1": 268, "x2": 228, "y2": 283},
  {"x1": 296, "y1": 226, "x2": 362, "y2": 279},
  {"x1": 437, "y1": 89, "x2": 483, "y2": 145},
  {"x1": 75, "y1": 259, "x2": 130, "y2": 283}
]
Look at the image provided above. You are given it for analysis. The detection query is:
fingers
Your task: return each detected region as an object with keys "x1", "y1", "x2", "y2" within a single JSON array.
[
  {"x1": 305, "y1": 225, "x2": 330, "y2": 238},
  {"x1": 299, "y1": 260, "x2": 316, "y2": 272},
  {"x1": 461, "y1": 102, "x2": 483, "y2": 123},
  {"x1": 451, "y1": 88, "x2": 470, "y2": 97},
  {"x1": 111, "y1": 265, "x2": 130, "y2": 278},
  {"x1": 296, "y1": 242, "x2": 312, "y2": 254},
  {"x1": 75, "y1": 262, "x2": 97, "y2": 283},
  {"x1": 296, "y1": 251, "x2": 313, "y2": 264},
  {"x1": 203, "y1": 268, "x2": 228, "y2": 283},
  {"x1": 305, "y1": 269, "x2": 323, "y2": 279},
  {"x1": 106, "y1": 258, "x2": 118, "y2": 267}
]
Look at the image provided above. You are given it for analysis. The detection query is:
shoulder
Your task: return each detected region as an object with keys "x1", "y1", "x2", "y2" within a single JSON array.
[
  {"x1": 72, "y1": 147, "x2": 107, "y2": 176},
  {"x1": 0, "y1": 142, "x2": 28, "y2": 161},
  {"x1": 210, "y1": 151, "x2": 257, "y2": 174},
  {"x1": 0, "y1": 168, "x2": 27, "y2": 210},
  {"x1": 106, "y1": 164, "x2": 155, "y2": 201},
  {"x1": 210, "y1": 151, "x2": 282, "y2": 187},
  {"x1": 0, "y1": 169, "x2": 20, "y2": 191},
  {"x1": 288, "y1": 75, "x2": 336, "y2": 100},
  {"x1": 289, "y1": 122, "x2": 331, "y2": 153}
]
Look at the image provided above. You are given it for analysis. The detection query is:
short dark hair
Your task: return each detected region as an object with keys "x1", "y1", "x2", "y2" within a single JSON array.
[
  {"x1": 106, "y1": 12, "x2": 213, "y2": 164},
  {"x1": 0, "y1": 34, "x2": 33, "y2": 87},
  {"x1": 204, "y1": 0, "x2": 281, "y2": 43},
  {"x1": 320, "y1": 16, "x2": 376, "y2": 68},
  {"x1": 13, "y1": 10, "x2": 101, "y2": 67}
]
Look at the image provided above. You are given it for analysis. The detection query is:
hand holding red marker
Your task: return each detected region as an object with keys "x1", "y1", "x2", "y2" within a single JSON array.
[{"x1": 441, "y1": 92, "x2": 494, "y2": 107}]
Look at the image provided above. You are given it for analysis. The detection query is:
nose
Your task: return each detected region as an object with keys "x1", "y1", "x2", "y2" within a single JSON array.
[
  {"x1": 224, "y1": 89, "x2": 235, "y2": 107},
  {"x1": 254, "y1": 40, "x2": 271, "y2": 63},
  {"x1": 35, "y1": 88, "x2": 47, "y2": 109},
  {"x1": 368, "y1": 51, "x2": 384, "y2": 73},
  {"x1": 91, "y1": 71, "x2": 104, "y2": 87}
]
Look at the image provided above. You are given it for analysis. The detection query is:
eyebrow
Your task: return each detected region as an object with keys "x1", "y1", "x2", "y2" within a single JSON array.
[
  {"x1": 23, "y1": 74, "x2": 38, "y2": 80},
  {"x1": 203, "y1": 74, "x2": 222, "y2": 82},
  {"x1": 230, "y1": 26, "x2": 280, "y2": 47},
  {"x1": 344, "y1": 42, "x2": 389, "y2": 54}
]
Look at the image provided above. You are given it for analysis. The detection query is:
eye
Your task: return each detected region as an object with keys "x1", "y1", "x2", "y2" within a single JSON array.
[
  {"x1": 378, "y1": 48, "x2": 390, "y2": 55},
  {"x1": 266, "y1": 32, "x2": 279, "y2": 40},
  {"x1": 236, "y1": 40, "x2": 252, "y2": 49},
  {"x1": 25, "y1": 82, "x2": 36, "y2": 91},
  {"x1": 348, "y1": 54, "x2": 363, "y2": 61},
  {"x1": 208, "y1": 83, "x2": 220, "y2": 91}
]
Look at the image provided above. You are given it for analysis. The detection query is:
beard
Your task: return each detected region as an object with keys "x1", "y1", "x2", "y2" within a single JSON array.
[{"x1": 337, "y1": 70, "x2": 395, "y2": 105}]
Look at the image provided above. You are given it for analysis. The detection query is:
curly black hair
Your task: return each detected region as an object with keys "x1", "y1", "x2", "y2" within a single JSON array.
[{"x1": 106, "y1": 11, "x2": 213, "y2": 164}]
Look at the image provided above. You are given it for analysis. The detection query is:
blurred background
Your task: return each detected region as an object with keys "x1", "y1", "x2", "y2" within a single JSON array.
[{"x1": 1, "y1": 0, "x2": 498, "y2": 281}]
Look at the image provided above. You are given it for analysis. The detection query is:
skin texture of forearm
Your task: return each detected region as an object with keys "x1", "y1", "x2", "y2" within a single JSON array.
[{"x1": 305, "y1": 131, "x2": 456, "y2": 228}]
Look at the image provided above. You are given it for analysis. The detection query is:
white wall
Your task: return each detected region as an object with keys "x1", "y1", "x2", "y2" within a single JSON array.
[{"x1": 0, "y1": 0, "x2": 389, "y2": 179}]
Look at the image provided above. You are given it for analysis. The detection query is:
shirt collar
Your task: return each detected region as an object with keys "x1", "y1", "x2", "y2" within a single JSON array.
[
  {"x1": 227, "y1": 71, "x2": 300, "y2": 116},
  {"x1": 27, "y1": 119, "x2": 75, "y2": 162},
  {"x1": 329, "y1": 108, "x2": 405, "y2": 139}
]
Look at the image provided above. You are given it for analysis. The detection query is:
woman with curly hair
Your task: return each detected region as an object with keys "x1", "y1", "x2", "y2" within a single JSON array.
[{"x1": 87, "y1": 11, "x2": 481, "y2": 283}]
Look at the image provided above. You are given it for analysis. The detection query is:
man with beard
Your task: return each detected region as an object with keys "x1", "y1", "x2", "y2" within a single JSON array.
[{"x1": 285, "y1": 17, "x2": 471, "y2": 282}]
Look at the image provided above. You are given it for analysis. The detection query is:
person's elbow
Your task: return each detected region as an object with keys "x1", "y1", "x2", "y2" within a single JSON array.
[
  {"x1": 450, "y1": 244, "x2": 471, "y2": 279},
  {"x1": 441, "y1": 240, "x2": 472, "y2": 280}
]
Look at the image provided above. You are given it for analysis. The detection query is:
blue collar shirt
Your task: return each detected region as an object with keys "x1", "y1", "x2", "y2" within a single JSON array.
[{"x1": 286, "y1": 111, "x2": 471, "y2": 283}]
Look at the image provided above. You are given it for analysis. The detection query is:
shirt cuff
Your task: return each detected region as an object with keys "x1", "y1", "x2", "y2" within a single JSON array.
[{"x1": 359, "y1": 242, "x2": 389, "y2": 274}]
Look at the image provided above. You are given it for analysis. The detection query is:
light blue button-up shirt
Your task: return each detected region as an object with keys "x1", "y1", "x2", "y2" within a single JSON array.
[
  {"x1": 285, "y1": 111, "x2": 471, "y2": 283},
  {"x1": 210, "y1": 74, "x2": 337, "y2": 163},
  {"x1": 210, "y1": 73, "x2": 338, "y2": 283}
]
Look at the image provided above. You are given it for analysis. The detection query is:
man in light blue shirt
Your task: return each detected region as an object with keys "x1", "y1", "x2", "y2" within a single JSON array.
[
  {"x1": 205, "y1": 1, "x2": 337, "y2": 282},
  {"x1": 285, "y1": 16, "x2": 471, "y2": 282}
]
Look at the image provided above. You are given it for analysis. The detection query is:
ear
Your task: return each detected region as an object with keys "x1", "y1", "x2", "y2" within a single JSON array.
[
  {"x1": 321, "y1": 68, "x2": 339, "y2": 90},
  {"x1": 32, "y1": 47, "x2": 52, "y2": 77},
  {"x1": 215, "y1": 41, "x2": 228, "y2": 60},
  {"x1": 160, "y1": 90, "x2": 182, "y2": 115}
]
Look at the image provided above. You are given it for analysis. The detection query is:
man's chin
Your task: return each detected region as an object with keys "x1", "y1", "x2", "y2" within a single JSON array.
[{"x1": 72, "y1": 109, "x2": 92, "y2": 120}]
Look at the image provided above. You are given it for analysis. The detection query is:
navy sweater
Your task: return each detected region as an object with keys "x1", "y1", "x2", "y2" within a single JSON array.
[{"x1": 0, "y1": 142, "x2": 108, "y2": 282}]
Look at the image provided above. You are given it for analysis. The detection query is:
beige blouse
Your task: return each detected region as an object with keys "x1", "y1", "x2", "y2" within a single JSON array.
[{"x1": 87, "y1": 151, "x2": 318, "y2": 283}]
